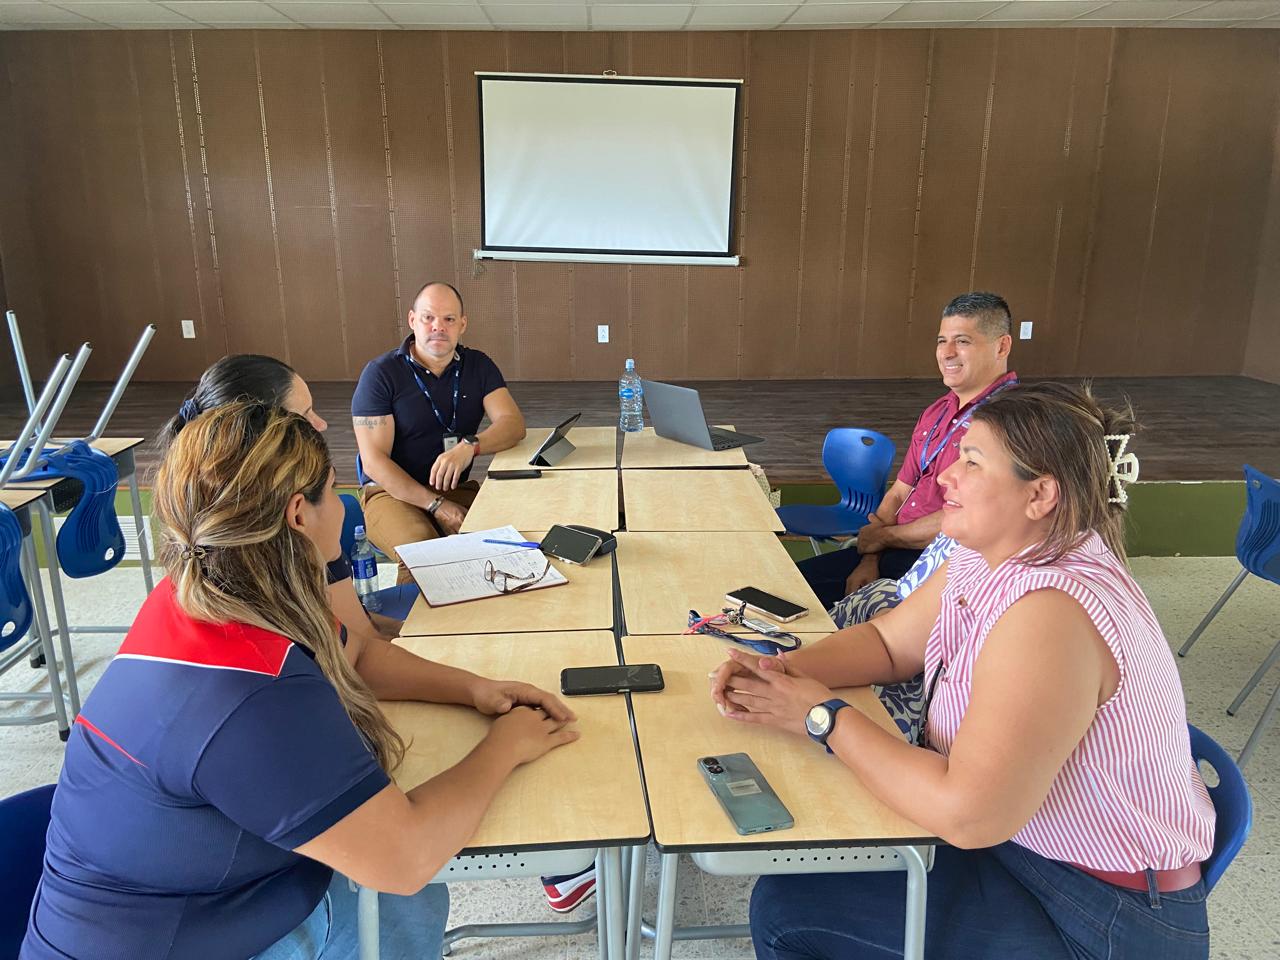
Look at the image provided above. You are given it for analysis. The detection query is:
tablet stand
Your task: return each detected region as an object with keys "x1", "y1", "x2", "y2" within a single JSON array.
[{"x1": 531, "y1": 435, "x2": 576, "y2": 467}]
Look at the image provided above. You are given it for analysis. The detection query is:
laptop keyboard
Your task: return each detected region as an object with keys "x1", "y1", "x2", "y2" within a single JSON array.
[{"x1": 708, "y1": 427, "x2": 739, "y2": 450}]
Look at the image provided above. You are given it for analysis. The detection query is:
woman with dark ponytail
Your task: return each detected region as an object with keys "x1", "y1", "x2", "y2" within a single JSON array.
[
  {"x1": 713, "y1": 382, "x2": 1214, "y2": 960},
  {"x1": 162, "y1": 355, "x2": 402, "y2": 644}
]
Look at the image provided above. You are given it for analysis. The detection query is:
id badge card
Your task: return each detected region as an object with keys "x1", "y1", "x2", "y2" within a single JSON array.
[{"x1": 442, "y1": 434, "x2": 459, "y2": 451}]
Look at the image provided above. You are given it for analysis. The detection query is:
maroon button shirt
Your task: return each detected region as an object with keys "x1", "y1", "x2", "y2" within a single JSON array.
[{"x1": 895, "y1": 371, "x2": 1019, "y2": 526}]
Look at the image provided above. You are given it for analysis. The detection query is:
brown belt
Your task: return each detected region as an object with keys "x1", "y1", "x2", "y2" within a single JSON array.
[{"x1": 1073, "y1": 861, "x2": 1202, "y2": 893}]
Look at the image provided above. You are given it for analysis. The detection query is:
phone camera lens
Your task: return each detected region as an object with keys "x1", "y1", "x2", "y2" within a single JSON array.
[
  {"x1": 709, "y1": 765, "x2": 724, "y2": 774},
  {"x1": 701, "y1": 757, "x2": 717, "y2": 768}
]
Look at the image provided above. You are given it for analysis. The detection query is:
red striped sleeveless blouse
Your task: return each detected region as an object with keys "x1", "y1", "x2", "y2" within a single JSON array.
[{"x1": 923, "y1": 531, "x2": 1215, "y2": 872}]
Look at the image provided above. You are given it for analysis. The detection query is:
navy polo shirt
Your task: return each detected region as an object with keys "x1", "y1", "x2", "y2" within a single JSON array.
[
  {"x1": 22, "y1": 581, "x2": 389, "y2": 960},
  {"x1": 351, "y1": 338, "x2": 506, "y2": 487}
]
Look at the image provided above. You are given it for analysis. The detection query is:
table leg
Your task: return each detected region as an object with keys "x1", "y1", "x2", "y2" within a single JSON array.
[
  {"x1": 652, "y1": 853, "x2": 678, "y2": 960},
  {"x1": 34, "y1": 499, "x2": 79, "y2": 715},
  {"x1": 125, "y1": 460, "x2": 154, "y2": 592},
  {"x1": 893, "y1": 845, "x2": 929, "y2": 960},
  {"x1": 601, "y1": 846, "x2": 625, "y2": 960},
  {"x1": 596, "y1": 850, "x2": 609, "y2": 960},
  {"x1": 21, "y1": 535, "x2": 68, "y2": 737},
  {"x1": 357, "y1": 884, "x2": 381, "y2": 960},
  {"x1": 625, "y1": 843, "x2": 645, "y2": 960}
]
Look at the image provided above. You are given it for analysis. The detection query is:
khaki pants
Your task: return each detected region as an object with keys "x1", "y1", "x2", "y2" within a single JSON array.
[{"x1": 361, "y1": 482, "x2": 480, "y2": 585}]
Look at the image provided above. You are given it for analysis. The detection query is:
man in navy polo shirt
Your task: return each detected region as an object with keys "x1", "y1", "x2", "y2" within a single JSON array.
[
  {"x1": 797, "y1": 291, "x2": 1017, "y2": 609},
  {"x1": 352, "y1": 281, "x2": 526, "y2": 582}
]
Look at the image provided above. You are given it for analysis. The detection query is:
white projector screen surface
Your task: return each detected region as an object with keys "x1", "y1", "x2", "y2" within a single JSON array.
[{"x1": 479, "y1": 74, "x2": 740, "y2": 262}]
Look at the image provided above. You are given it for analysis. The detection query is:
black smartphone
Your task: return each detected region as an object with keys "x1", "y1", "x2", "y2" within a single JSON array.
[
  {"x1": 540, "y1": 524, "x2": 603, "y2": 565},
  {"x1": 488, "y1": 469, "x2": 542, "y2": 480},
  {"x1": 724, "y1": 587, "x2": 809, "y2": 623},
  {"x1": 560, "y1": 663, "x2": 665, "y2": 696}
]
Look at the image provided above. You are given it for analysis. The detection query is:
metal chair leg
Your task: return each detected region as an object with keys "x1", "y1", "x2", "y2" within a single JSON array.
[
  {"x1": 1228, "y1": 636, "x2": 1280, "y2": 716},
  {"x1": 1179, "y1": 568, "x2": 1249, "y2": 657},
  {"x1": 808, "y1": 537, "x2": 822, "y2": 556},
  {"x1": 1239, "y1": 678, "x2": 1280, "y2": 768}
]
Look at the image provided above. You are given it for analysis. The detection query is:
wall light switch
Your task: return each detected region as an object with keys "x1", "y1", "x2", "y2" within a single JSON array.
[
  {"x1": 597, "y1": 325, "x2": 609, "y2": 344},
  {"x1": 1019, "y1": 321, "x2": 1033, "y2": 340},
  {"x1": 181, "y1": 319, "x2": 196, "y2": 339}
]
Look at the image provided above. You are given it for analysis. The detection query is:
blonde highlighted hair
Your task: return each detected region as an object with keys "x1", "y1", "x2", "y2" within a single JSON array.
[
  {"x1": 152, "y1": 402, "x2": 404, "y2": 771},
  {"x1": 973, "y1": 381, "x2": 1137, "y2": 566}
]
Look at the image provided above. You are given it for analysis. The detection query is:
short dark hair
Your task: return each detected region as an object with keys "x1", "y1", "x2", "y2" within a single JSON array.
[
  {"x1": 412, "y1": 280, "x2": 465, "y2": 317},
  {"x1": 942, "y1": 292, "x2": 1011, "y2": 339}
]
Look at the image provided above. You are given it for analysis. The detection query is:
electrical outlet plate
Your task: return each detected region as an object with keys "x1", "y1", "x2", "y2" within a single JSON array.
[
  {"x1": 597, "y1": 325, "x2": 609, "y2": 344},
  {"x1": 1019, "y1": 321, "x2": 1033, "y2": 340},
  {"x1": 181, "y1": 320, "x2": 196, "y2": 339}
]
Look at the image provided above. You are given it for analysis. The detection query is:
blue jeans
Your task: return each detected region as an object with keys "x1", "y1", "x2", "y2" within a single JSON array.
[
  {"x1": 750, "y1": 841, "x2": 1209, "y2": 960},
  {"x1": 254, "y1": 874, "x2": 449, "y2": 960}
]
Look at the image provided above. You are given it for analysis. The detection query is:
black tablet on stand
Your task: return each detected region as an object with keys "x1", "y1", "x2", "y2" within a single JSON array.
[{"x1": 529, "y1": 412, "x2": 582, "y2": 467}]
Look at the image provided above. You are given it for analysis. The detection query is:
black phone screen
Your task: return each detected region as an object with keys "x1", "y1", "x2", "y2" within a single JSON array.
[
  {"x1": 540, "y1": 525, "x2": 602, "y2": 564},
  {"x1": 560, "y1": 664, "x2": 664, "y2": 696}
]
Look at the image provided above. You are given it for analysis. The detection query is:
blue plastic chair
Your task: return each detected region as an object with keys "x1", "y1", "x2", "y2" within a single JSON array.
[
  {"x1": 776, "y1": 428, "x2": 896, "y2": 554},
  {"x1": 0, "y1": 783, "x2": 54, "y2": 957},
  {"x1": 340, "y1": 493, "x2": 365, "y2": 560},
  {"x1": 0, "y1": 506, "x2": 33, "y2": 652},
  {"x1": 1178, "y1": 466, "x2": 1280, "y2": 765},
  {"x1": 1187, "y1": 725, "x2": 1251, "y2": 893}
]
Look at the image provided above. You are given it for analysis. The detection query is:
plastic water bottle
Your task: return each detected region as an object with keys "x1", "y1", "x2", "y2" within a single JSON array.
[
  {"x1": 619, "y1": 358, "x2": 644, "y2": 433},
  {"x1": 351, "y1": 525, "x2": 381, "y2": 612}
]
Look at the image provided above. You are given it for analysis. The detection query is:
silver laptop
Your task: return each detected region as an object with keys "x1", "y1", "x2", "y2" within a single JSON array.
[{"x1": 641, "y1": 380, "x2": 764, "y2": 452}]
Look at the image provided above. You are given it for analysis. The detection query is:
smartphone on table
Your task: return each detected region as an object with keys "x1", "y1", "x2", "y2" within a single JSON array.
[
  {"x1": 560, "y1": 663, "x2": 665, "y2": 696},
  {"x1": 540, "y1": 524, "x2": 604, "y2": 565},
  {"x1": 724, "y1": 587, "x2": 809, "y2": 624},
  {"x1": 487, "y1": 469, "x2": 542, "y2": 480},
  {"x1": 698, "y1": 754, "x2": 794, "y2": 835}
]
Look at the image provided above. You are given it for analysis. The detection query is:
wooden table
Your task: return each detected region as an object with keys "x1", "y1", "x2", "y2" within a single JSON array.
[
  {"x1": 489, "y1": 426, "x2": 618, "y2": 472},
  {"x1": 460, "y1": 469, "x2": 619, "y2": 534},
  {"x1": 0, "y1": 487, "x2": 49, "y2": 512},
  {"x1": 623, "y1": 469, "x2": 783, "y2": 533},
  {"x1": 616, "y1": 532, "x2": 835, "y2": 635},
  {"x1": 382, "y1": 632, "x2": 650, "y2": 959},
  {"x1": 621, "y1": 427, "x2": 750, "y2": 470},
  {"x1": 400, "y1": 533, "x2": 615, "y2": 636},
  {"x1": 624, "y1": 635, "x2": 933, "y2": 960}
]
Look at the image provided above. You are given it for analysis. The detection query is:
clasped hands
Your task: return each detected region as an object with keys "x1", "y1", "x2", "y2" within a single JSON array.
[{"x1": 709, "y1": 648, "x2": 836, "y2": 737}]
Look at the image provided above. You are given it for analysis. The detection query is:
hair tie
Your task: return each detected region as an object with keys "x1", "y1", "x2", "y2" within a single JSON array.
[
  {"x1": 1104, "y1": 434, "x2": 1140, "y2": 505},
  {"x1": 180, "y1": 545, "x2": 207, "y2": 562},
  {"x1": 179, "y1": 398, "x2": 200, "y2": 423}
]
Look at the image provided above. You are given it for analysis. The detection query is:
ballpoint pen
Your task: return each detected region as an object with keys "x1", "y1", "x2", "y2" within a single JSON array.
[{"x1": 482, "y1": 539, "x2": 542, "y2": 549}]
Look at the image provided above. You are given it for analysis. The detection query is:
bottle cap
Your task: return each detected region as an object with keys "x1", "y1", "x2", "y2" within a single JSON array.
[
  {"x1": 625, "y1": 358, "x2": 635, "y2": 371},
  {"x1": 354, "y1": 525, "x2": 365, "y2": 539}
]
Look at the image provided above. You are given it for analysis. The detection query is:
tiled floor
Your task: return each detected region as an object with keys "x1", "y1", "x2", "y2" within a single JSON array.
[{"x1": 2, "y1": 557, "x2": 1278, "y2": 958}]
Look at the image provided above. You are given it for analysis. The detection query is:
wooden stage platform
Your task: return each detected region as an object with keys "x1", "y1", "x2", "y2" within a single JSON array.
[{"x1": 2, "y1": 376, "x2": 1276, "y2": 487}]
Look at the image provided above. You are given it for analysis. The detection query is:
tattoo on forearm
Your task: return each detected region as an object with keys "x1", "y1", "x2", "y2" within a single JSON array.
[{"x1": 352, "y1": 416, "x2": 387, "y2": 429}]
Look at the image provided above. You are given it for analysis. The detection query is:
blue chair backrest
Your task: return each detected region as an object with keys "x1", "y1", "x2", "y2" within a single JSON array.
[
  {"x1": 822, "y1": 428, "x2": 896, "y2": 519},
  {"x1": 340, "y1": 493, "x2": 364, "y2": 561},
  {"x1": 1188, "y1": 724, "x2": 1251, "y2": 893},
  {"x1": 0, "y1": 783, "x2": 54, "y2": 956},
  {"x1": 0, "y1": 505, "x2": 33, "y2": 654},
  {"x1": 1238, "y1": 465, "x2": 1280, "y2": 586}
]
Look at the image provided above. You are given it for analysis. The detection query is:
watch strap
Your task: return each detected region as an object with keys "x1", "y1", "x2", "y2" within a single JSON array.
[{"x1": 809, "y1": 698, "x2": 852, "y2": 754}]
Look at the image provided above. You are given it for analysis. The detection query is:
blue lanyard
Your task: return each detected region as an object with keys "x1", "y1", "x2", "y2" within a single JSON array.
[
  {"x1": 404, "y1": 353, "x2": 461, "y2": 434},
  {"x1": 918, "y1": 377, "x2": 1018, "y2": 475}
]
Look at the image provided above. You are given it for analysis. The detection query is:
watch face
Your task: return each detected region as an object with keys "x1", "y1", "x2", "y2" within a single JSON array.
[{"x1": 805, "y1": 704, "x2": 831, "y2": 738}]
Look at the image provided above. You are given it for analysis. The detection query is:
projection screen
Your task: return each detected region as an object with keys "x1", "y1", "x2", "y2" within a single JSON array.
[{"x1": 476, "y1": 73, "x2": 742, "y2": 266}]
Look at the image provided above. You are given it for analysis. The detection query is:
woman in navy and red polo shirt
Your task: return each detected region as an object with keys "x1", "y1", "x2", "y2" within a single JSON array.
[{"x1": 23, "y1": 403, "x2": 578, "y2": 960}]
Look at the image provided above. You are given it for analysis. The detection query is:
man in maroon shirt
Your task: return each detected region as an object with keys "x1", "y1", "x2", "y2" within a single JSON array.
[{"x1": 798, "y1": 292, "x2": 1017, "y2": 609}]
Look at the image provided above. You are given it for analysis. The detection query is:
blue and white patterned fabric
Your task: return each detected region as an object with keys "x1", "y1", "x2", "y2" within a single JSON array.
[{"x1": 827, "y1": 535, "x2": 956, "y2": 741}]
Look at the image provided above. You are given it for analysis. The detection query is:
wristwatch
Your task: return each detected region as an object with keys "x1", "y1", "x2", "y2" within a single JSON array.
[
  {"x1": 805, "y1": 699, "x2": 851, "y2": 753},
  {"x1": 461, "y1": 434, "x2": 480, "y2": 453}
]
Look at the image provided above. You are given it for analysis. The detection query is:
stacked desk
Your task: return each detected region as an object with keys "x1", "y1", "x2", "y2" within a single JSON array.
[{"x1": 390, "y1": 423, "x2": 933, "y2": 960}]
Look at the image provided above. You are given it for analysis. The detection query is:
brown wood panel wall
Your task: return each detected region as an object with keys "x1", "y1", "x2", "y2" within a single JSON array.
[{"x1": 1, "y1": 27, "x2": 1277, "y2": 383}]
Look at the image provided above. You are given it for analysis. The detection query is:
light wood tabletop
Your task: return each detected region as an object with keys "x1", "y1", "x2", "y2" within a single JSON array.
[
  {"x1": 616, "y1": 532, "x2": 836, "y2": 635},
  {"x1": 383, "y1": 632, "x2": 650, "y2": 851},
  {"x1": 489, "y1": 426, "x2": 618, "y2": 471},
  {"x1": 4, "y1": 438, "x2": 147, "y2": 490},
  {"x1": 623, "y1": 469, "x2": 784, "y2": 533},
  {"x1": 460, "y1": 469, "x2": 619, "y2": 533},
  {"x1": 624, "y1": 635, "x2": 931, "y2": 850},
  {"x1": 0, "y1": 487, "x2": 47, "y2": 511},
  {"x1": 400, "y1": 532, "x2": 615, "y2": 636},
  {"x1": 620, "y1": 427, "x2": 750, "y2": 470}
]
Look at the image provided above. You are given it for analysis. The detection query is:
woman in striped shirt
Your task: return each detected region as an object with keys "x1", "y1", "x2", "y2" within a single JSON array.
[{"x1": 711, "y1": 382, "x2": 1215, "y2": 960}]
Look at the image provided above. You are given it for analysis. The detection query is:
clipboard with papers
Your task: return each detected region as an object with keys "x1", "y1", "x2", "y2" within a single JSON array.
[{"x1": 394, "y1": 525, "x2": 568, "y2": 607}]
